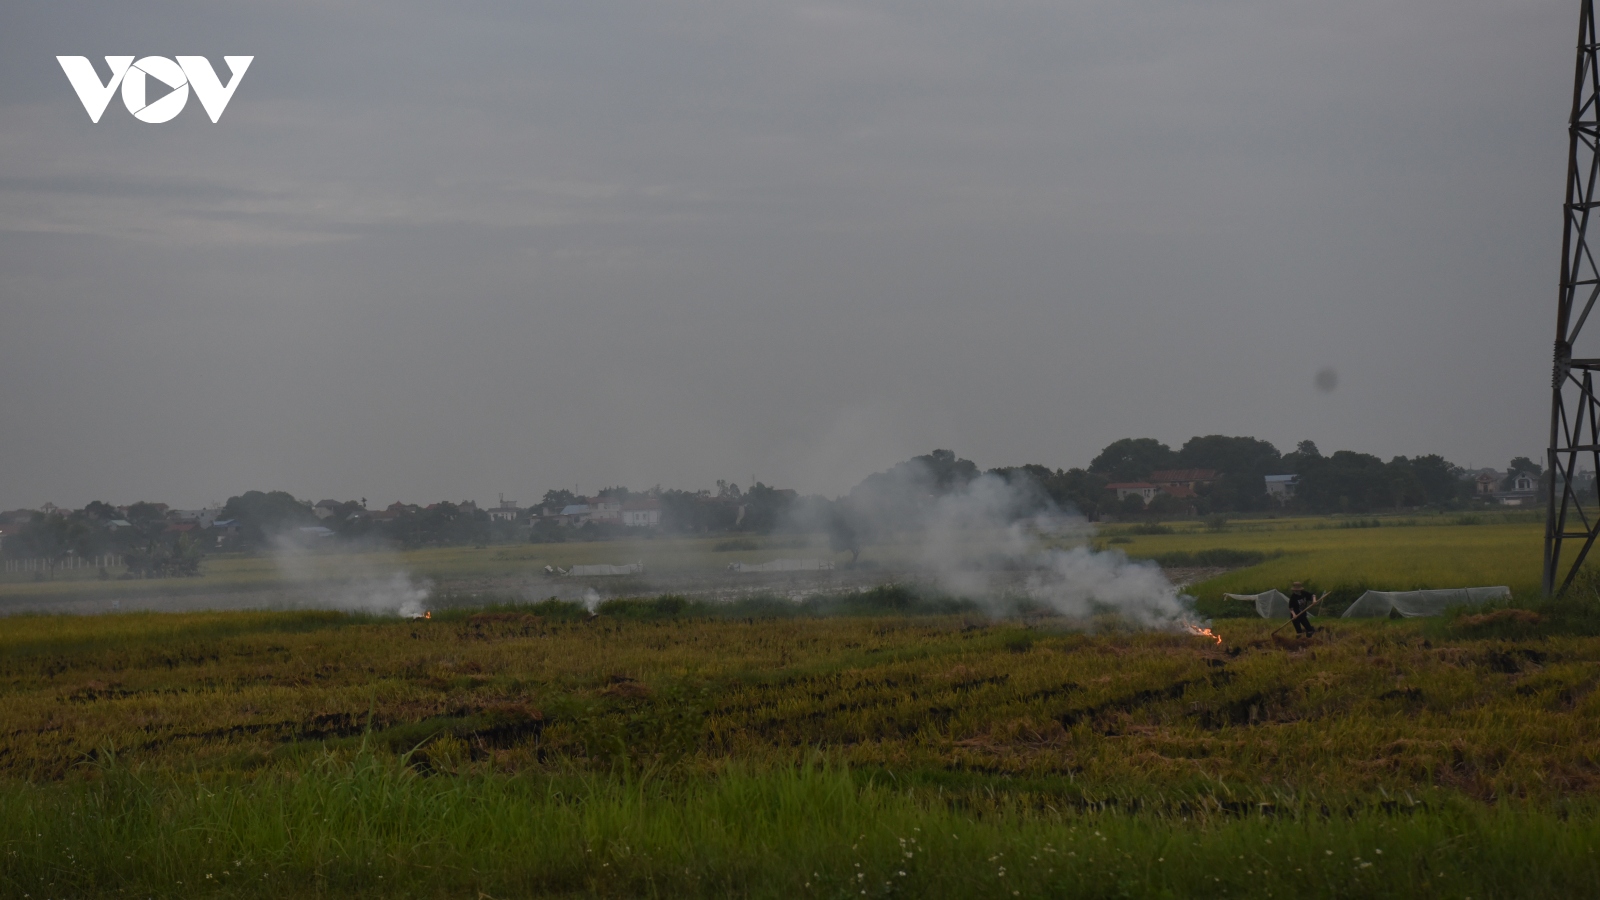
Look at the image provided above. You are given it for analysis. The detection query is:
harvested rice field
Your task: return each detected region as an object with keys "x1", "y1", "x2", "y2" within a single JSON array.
[{"x1": 2, "y1": 593, "x2": 1598, "y2": 898}]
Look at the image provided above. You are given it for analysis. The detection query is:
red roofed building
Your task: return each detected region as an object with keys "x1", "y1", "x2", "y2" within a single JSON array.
[
  {"x1": 1148, "y1": 469, "x2": 1218, "y2": 496},
  {"x1": 371, "y1": 502, "x2": 412, "y2": 522}
]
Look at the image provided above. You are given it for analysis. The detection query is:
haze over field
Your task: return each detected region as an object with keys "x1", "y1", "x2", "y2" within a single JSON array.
[{"x1": 0, "y1": 1, "x2": 1568, "y2": 509}]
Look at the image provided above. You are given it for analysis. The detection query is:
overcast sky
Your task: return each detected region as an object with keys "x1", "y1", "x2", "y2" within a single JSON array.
[{"x1": 0, "y1": 1, "x2": 1577, "y2": 509}]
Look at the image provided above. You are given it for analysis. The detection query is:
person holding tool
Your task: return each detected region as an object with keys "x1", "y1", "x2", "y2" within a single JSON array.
[{"x1": 1287, "y1": 581, "x2": 1320, "y2": 636}]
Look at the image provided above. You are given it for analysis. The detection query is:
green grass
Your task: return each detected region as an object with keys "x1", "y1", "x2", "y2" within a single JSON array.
[
  {"x1": 0, "y1": 535, "x2": 843, "y2": 606},
  {"x1": 6, "y1": 757, "x2": 1597, "y2": 899},
  {"x1": 1098, "y1": 521, "x2": 1546, "y2": 611},
  {"x1": 0, "y1": 514, "x2": 1551, "y2": 614},
  {"x1": 4, "y1": 599, "x2": 1600, "y2": 896}
]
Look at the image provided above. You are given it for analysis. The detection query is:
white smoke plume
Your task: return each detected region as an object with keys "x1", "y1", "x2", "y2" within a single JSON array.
[
  {"x1": 847, "y1": 465, "x2": 1203, "y2": 630},
  {"x1": 269, "y1": 533, "x2": 432, "y2": 617}
]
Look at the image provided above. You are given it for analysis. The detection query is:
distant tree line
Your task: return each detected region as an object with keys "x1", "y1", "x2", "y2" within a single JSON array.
[
  {"x1": 807, "y1": 439, "x2": 1530, "y2": 557},
  {"x1": 1078, "y1": 435, "x2": 1492, "y2": 517},
  {"x1": 2, "y1": 436, "x2": 1535, "y2": 564},
  {"x1": 0, "y1": 501, "x2": 202, "y2": 578},
  {"x1": 219, "y1": 491, "x2": 496, "y2": 549}
]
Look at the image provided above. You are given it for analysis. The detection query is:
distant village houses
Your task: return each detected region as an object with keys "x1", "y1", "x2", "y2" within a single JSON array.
[
  {"x1": 1473, "y1": 470, "x2": 1501, "y2": 496},
  {"x1": 3, "y1": 442, "x2": 1590, "y2": 563},
  {"x1": 487, "y1": 495, "x2": 520, "y2": 523},
  {"x1": 1105, "y1": 482, "x2": 1160, "y2": 504},
  {"x1": 621, "y1": 498, "x2": 662, "y2": 528},
  {"x1": 1502, "y1": 470, "x2": 1539, "y2": 506},
  {"x1": 1146, "y1": 469, "x2": 1217, "y2": 500},
  {"x1": 530, "y1": 494, "x2": 663, "y2": 529},
  {"x1": 1264, "y1": 474, "x2": 1298, "y2": 499},
  {"x1": 1105, "y1": 470, "x2": 1221, "y2": 509},
  {"x1": 1464, "y1": 468, "x2": 1545, "y2": 507},
  {"x1": 563, "y1": 497, "x2": 620, "y2": 526}
]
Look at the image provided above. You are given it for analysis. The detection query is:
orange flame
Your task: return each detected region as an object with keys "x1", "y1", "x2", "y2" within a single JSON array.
[
  {"x1": 1185, "y1": 623, "x2": 1222, "y2": 644},
  {"x1": 424, "y1": 610, "x2": 432, "y2": 619}
]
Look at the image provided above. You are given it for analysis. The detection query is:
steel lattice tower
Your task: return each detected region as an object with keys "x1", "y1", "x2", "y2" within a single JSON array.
[{"x1": 1545, "y1": 0, "x2": 1600, "y2": 594}]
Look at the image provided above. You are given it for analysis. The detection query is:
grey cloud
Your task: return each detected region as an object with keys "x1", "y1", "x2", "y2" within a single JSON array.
[{"x1": 0, "y1": 0, "x2": 1572, "y2": 507}]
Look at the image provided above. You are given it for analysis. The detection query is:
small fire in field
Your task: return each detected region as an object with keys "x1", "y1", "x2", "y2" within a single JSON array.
[{"x1": 1185, "y1": 623, "x2": 1222, "y2": 644}]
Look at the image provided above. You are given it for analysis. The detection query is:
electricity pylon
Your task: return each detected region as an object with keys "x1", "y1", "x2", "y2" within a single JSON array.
[{"x1": 1545, "y1": 0, "x2": 1600, "y2": 595}]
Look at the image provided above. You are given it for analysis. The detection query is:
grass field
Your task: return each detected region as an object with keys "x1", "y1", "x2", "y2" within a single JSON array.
[
  {"x1": 1098, "y1": 514, "x2": 1547, "y2": 616},
  {"x1": 3, "y1": 591, "x2": 1599, "y2": 897},
  {"x1": 0, "y1": 536, "x2": 836, "y2": 607},
  {"x1": 0, "y1": 512, "x2": 1550, "y2": 610},
  {"x1": 5, "y1": 514, "x2": 1597, "y2": 897}
]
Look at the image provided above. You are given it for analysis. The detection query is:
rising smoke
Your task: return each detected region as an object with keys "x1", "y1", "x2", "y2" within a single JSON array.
[
  {"x1": 269, "y1": 533, "x2": 432, "y2": 617},
  {"x1": 922, "y1": 475, "x2": 1199, "y2": 628},
  {"x1": 260, "y1": 460, "x2": 1203, "y2": 629},
  {"x1": 811, "y1": 457, "x2": 1205, "y2": 630}
]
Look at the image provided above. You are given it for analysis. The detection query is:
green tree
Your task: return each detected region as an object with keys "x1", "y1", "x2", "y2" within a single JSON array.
[
  {"x1": 125, "y1": 502, "x2": 168, "y2": 528},
  {"x1": 659, "y1": 490, "x2": 742, "y2": 533},
  {"x1": 1177, "y1": 435, "x2": 1281, "y2": 475},
  {"x1": 125, "y1": 533, "x2": 203, "y2": 578},
  {"x1": 541, "y1": 489, "x2": 579, "y2": 510},
  {"x1": 1118, "y1": 492, "x2": 1150, "y2": 516},
  {"x1": 1409, "y1": 454, "x2": 1465, "y2": 507},
  {"x1": 1045, "y1": 468, "x2": 1113, "y2": 520},
  {"x1": 81, "y1": 501, "x2": 120, "y2": 522},
  {"x1": 1383, "y1": 456, "x2": 1426, "y2": 507},
  {"x1": 1145, "y1": 492, "x2": 1187, "y2": 516},
  {"x1": 1088, "y1": 438, "x2": 1176, "y2": 482},
  {"x1": 827, "y1": 505, "x2": 862, "y2": 564},
  {"x1": 917, "y1": 449, "x2": 980, "y2": 492},
  {"x1": 1293, "y1": 450, "x2": 1388, "y2": 513},
  {"x1": 220, "y1": 491, "x2": 315, "y2": 547},
  {"x1": 741, "y1": 483, "x2": 798, "y2": 533},
  {"x1": 379, "y1": 502, "x2": 492, "y2": 547},
  {"x1": 1177, "y1": 435, "x2": 1281, "y2": 512},
  {"x1": 984, "y1": 465, "x2": 1056, "y2": 516},
  {"x1": 1504, "y1": 456, "x2": 1543, "y2": 491},
  {"x1": 1508, "y1": 456, "x2": 1542, "y2": 476},
  {"x1": 8, "y1": 512, "x2": 95, "y2": 575},
  {"x1": 846, "y1": 450, "x2": 981, "y2": 534},
  {"x1": 851, "y1": 449, "x2": 977, "y2": 503}
]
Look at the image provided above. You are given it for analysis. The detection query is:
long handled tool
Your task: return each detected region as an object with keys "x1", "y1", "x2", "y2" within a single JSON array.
[{"x1": 1272, "y1": 592, "x2": 1328, "y2": 637}]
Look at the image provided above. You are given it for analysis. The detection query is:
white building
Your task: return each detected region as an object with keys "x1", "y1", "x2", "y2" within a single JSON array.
[
  {"x1": 551, "y1": 497, "x2": 623, "y2": 526},
  {"x1": 1264, "y1": 474, "x2": 1298, "y2": 499},
  {"x1": 1498, "y1": 471, "x2": 1539, "y2": 506},
  {"x1": 621, "y1": 498, "x2": 661, "y2": 528},
  {"x1": 1105, "y1": 482, "x2": 1159, "y2": 504},
  {"x1": 487, "y1": 495, "x2": 520, "y2": 522}
]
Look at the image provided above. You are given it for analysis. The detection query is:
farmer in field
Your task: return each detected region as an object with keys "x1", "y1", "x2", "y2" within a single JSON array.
[{"x1": 1287, "y1": 581, "x2": 1318, "y2": 636}]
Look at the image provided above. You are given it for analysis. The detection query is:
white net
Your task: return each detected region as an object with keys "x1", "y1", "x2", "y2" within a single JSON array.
[
  {"x1": 566, "y1": 563, "x2": 644, "y2": 577},
  {"x1": 729, "y1": 558, "x2": 835, "y2": 572},
  {"x1": 1226, "y1": 589, "x2": 1291, "y2": 619},
  {"x1": 1340, "y1": 586, "x2": 1511, "y2": 618}
]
